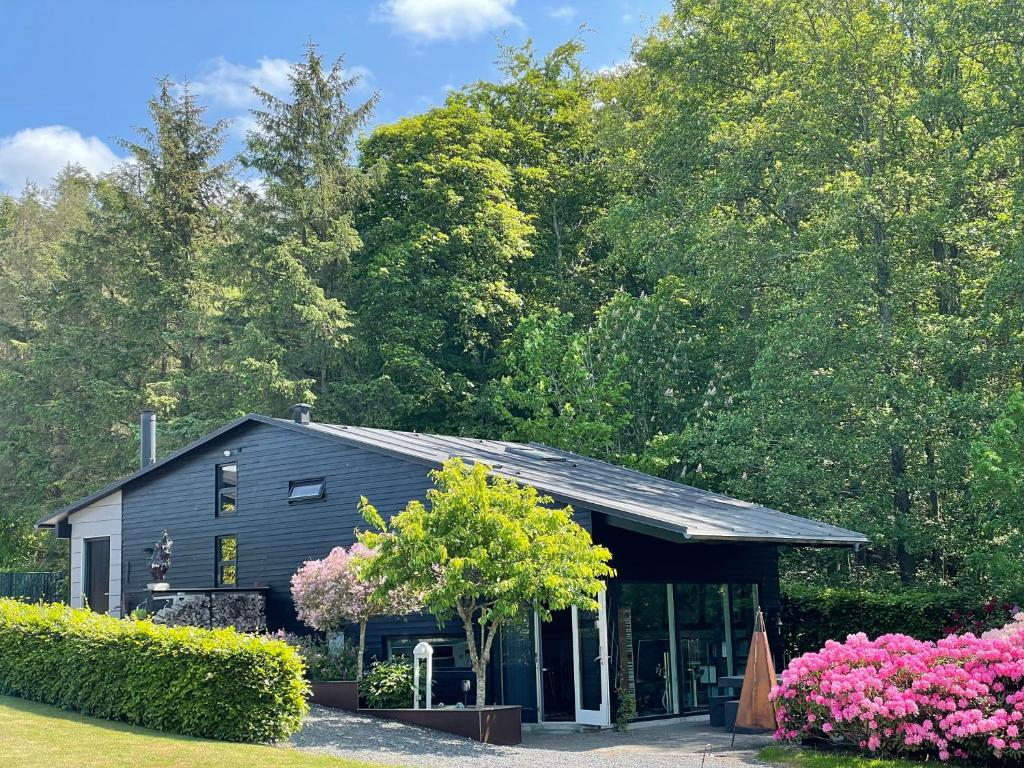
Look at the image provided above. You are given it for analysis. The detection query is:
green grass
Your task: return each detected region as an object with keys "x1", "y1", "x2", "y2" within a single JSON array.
[
  {"x1": 0, "y1": 695, "x2": 385, "y2": 768},
  {"x1": 759, "y1": 745, "x2": 942, "y2": 768}
]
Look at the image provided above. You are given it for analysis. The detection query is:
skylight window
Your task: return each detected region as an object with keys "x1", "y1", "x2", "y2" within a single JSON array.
[
  {"x1": 504, "y1": 446, "x2": 567, "y2": 461},
  {"x1": 289, "y1": 478, "x2": 326, "y2": 503}
]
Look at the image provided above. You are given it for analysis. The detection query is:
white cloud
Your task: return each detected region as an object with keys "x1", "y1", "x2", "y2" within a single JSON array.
[
  {"x1": 0, "y1": 126, "x2": 122, "y2": 193},
  {"x1": 189, "y1": 57, "x2": 374, "y2": 114},
  {"x1": 378, "y1": 0, "x2": 522, "y2": 42},
  {"x1": 547, "y1": 5, "x2": 577, "y2": 21},
  {"x1": 189, "y1": 57, "x2": 294, "y2": 110}
]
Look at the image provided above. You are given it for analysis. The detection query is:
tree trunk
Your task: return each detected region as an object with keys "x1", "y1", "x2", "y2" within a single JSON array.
[
  {"x1": 474, "y1": 662, "x2": 487, "y2": 708},
  {"x1": 356, "y1": 620, "x2": 367, "y2": 682}
]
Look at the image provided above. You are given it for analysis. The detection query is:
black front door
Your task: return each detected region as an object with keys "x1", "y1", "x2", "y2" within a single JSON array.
[{"x1": 85, "y1": 538, "x2": 110, "y2": 614}]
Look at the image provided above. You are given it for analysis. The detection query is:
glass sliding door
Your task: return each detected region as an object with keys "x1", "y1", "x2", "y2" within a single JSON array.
[
  {"x1": 611, "y1": 580, "x2": 764, "y2": 722},
  {"x1": 673, "y1": 584, "x2": 728, "y2": 711},
  {"x1": 617, "y1": 583, "x2": 674, "y2": 718}
]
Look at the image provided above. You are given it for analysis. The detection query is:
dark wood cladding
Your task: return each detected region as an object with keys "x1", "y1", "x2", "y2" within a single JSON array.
[{"x1": 120, "y1": 420, "x2": 439, "y2": 629}]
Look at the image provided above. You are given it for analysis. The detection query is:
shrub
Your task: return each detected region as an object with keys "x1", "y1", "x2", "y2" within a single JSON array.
[
  {"x1": 290, "y1": 543, "x2": 418, "y2": 681},
  {"x1": 269, "y1": 630, "x2": 358, "y2": 682},
  {"x1": 363, "y1": 658, "x2": 415, "y2": 709},
  {"x1": 0, "y1": 599, "x2": 308, "y2": 742},
  {"x1": 781, "y1": 585, "x2": 1019, "y2": 657},
  {"x1": 772, "y1": 622, "x2": 1024, "y2": 762}
]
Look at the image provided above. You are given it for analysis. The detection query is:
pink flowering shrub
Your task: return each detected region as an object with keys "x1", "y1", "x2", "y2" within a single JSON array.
[
  {"x1": 291, "y1": 543, "x2": 419, "y2": 680},
  {"x1": 772, "y1": 617, "x2": 1024, "y2": 762}
]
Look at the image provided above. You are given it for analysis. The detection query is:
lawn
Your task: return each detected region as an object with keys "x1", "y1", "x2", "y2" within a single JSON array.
[
  {"x1": 0, "y1": 695, "x2": 384, "y2": 768},
  {"x1": 760, "y1": 745, "x2": 941, "y2": 768}
]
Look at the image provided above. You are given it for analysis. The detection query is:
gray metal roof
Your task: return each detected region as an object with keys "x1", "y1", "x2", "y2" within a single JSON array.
[
  {"x1": 300, "y1": 421, "x2": 867, "y2": 546},
  {"x1": 39, "y1": 414, "x2": 867, "y2": 546}
]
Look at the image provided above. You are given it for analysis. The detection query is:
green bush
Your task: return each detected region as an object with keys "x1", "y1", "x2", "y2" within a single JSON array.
[
  {"x1": 269, "y1": 630, "x2": 358, "y2": 682},
  {"x1": 781, "y1": 585, "x2": 1020, "y2": 657},
  {"x1": 363, "y1": 658, "x2": 414, "y2": 709},
  {"x1": 0, "y1": 599, "x2": 309, "y2": 742}
]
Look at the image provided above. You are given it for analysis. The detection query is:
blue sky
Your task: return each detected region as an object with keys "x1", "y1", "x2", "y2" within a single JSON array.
[{"x1": 0, "y1": 0, "x2": 669, "y2": 194}]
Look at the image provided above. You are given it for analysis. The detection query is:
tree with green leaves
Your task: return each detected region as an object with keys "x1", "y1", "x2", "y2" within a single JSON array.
[
  {"x1": 238, "y1": 44, "x2": 378, "y2": 406},
  {"x1": 967, "y1": 390, "x2": 1024, "y2": 588},
  {"x1": 347, "y1": 103, "x2": 534, "y2": 431},
  {"x1": 358, "y1": 458, "x2": 614, "y2": 706},
  {"x1": 461, "y1": 40, "x2": 621, "y2": 318},
  {"x1": 588, "y1": 0, "x2": 1024, "y2": 585}
]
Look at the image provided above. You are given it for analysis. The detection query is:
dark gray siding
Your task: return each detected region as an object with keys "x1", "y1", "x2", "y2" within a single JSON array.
[{"x1": 122, "y1": 421, "x2": 438, "y2": 631}]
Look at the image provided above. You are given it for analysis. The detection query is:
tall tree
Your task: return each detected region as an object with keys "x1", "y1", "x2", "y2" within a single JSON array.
[
  {"x1": 239, "y1": 45, "x2": 378, "y2": 407},
  {"x1": 0, "y1": 82, "x2": 234, "y2": 564},
  {"x1": 594, "y1": 0, "x2": 1024, "y2": 584},
  {"x1": 462, "y1": 41, "x2": 623, "y2": 318},
  {"x1": 345, "y1": 102, "x2": 534, "y2": 431}
]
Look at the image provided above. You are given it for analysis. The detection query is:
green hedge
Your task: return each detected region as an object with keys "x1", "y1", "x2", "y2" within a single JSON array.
[
  {"x1": 0, "y1": 599, "x2": 308, "y2": 742},
  {"x1": 780, "y1": 585, "x2": 1007, "y2": 657}
]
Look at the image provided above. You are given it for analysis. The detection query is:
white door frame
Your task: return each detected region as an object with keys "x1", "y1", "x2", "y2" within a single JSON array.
[{"x1": 572, "y1": 590, "x2": 611, "y2": 727}]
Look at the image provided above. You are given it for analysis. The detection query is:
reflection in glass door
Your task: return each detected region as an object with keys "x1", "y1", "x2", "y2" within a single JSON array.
[{"x1": 614, "y1": 581, "x2": 763, "y2": 719}]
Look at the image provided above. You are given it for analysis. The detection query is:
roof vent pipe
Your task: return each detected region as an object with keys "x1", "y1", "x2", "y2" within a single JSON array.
[
  {"x1": 140, "y1": 410, "x2": 156, "y2": 469},
  {"x1": 291, "y1": 403, "x2": 312, "y2": 425}
]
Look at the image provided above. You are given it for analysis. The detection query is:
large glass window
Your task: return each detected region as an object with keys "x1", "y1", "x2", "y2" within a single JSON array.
[
  {"x1": 617, "y1": 583, "x2": 673, "y2": 718},
  {"x1": 216, "y1": 463, "x2": 237, "y2": 516},
  {"x1": 728, "y1": 583, "x2": 759, "y2": 676},
  {"x1": 216, "y1": 535, "x2": 237, "y2": 586},
  {"x1": 615, "y1": 580, "x2": 762, "y2": 719},
  {"x1": 674, "y1": 584, "x2": 728, "y2": 710}
]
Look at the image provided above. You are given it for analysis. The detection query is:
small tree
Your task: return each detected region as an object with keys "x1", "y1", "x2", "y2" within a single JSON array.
[
  {"x1": 290, "y1": 543, "x2": 416, "y2": 680},
  {"x1": 359, "y1": 458, "x2": 614, "y2": 706}
]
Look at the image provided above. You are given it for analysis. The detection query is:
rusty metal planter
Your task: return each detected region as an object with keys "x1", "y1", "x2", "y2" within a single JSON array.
[
  {"x1": 309, "y1": 681, "x2": 360, "y2": 711},
  {"x1": 359, "y1": 705, "x2": 522, "y2": 745}
]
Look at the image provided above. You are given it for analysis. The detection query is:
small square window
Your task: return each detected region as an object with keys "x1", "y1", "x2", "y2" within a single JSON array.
[
  {"x1": 216, "y1": 535, "x2": 237, "y2": 587},
  {"x1": 288, "y1": 478, "x2": 326, "y2": 503},
  {"x1": 216, "y1": 463, "x2": 237, "y2": 516}
]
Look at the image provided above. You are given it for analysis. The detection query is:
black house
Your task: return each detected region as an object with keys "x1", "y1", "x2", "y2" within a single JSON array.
[{"x1": 38, "y1": 407, "x2": 866, "y2": 726}]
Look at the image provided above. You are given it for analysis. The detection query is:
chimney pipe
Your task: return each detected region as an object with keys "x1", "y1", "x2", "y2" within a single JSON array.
[
  {"x1": 140, "y1": 410, "x2": 156, "y2": 469},
  {"x1": 291, "y1": 403, "x2": 312, "y2": 425}
]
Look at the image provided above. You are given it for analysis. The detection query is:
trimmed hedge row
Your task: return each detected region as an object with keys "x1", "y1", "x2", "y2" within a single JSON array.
[
  {"x1": 781, "y1": 585, "x2": 1018, "y2": 657},
  {"x1": 0, "y1": 599, "x2": 308, "y2": 742}
]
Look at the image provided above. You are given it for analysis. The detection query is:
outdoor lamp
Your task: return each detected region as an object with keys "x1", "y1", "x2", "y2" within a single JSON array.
[{"x1": 413, "y1": 641, "x2": 434, "y2": 710}]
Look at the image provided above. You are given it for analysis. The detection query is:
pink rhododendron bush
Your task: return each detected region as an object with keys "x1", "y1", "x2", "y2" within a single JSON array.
[{"x1": 772, "y1": 614, "x2": 1024, "y2": 762}]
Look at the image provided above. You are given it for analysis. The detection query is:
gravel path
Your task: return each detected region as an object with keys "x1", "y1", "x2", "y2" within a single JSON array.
[{"x1": 290, "y1": 706, "x2": 774, "y2": 768}]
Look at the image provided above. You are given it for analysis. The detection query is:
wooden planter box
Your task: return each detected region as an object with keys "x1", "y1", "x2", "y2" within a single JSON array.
[
  {"x1": 309, "y1": 681, "x2": 360, "y2": 711},
  {"x1": 359, "y1": 705, "x2": 522, "y2": 746}
]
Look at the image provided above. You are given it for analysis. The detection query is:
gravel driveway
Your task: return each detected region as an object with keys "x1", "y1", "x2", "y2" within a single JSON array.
[{"x1": 290, "y1": 706, "x2": 774, "y2": 768}]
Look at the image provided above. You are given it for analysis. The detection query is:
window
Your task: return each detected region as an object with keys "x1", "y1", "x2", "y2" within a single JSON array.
[
  {"x1": 216, "y1": 535, "x2": 237, "y2": 586},
  {"x1": 387, "y1": 635, "x2": 472, "y2": 670},
  {"x1": 288, "y1": 478, "x2": 326, "y2": 503},
  {"x1": 216, "y1": 463, "x2": 237, "y2": 515}
]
